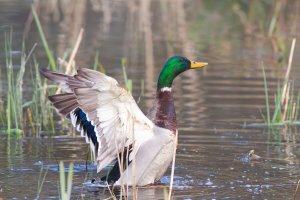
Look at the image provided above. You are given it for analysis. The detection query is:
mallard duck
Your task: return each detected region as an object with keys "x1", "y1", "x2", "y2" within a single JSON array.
[{"x1": 40, "y1": 56, "x2": 207, "y2": 186}]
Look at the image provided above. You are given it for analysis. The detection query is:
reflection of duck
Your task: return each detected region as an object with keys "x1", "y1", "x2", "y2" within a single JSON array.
[{"x1": 41, "y1": 56, "x2": 207, "y2": 186}]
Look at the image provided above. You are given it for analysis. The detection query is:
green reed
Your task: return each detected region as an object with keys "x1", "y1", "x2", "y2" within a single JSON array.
[
  {"x1": 121, "y1": 58, "x2": 133, "y2": 93},
  {"x1": 59, "y1": 161, "x2": 74, "y2": 200},
  {"x1": 260, "y1": 38, "x2": 299, "y2": 126},
  {"x1": 4, "y1": 31, "x2": 26, "y2": 134},
  {"x1": 261, "y1": 64, "x2": 300, "y2": 126},
  {"x1": 32, "y1": 6, "x2": 56, "y2": 70},
  {"x1": 27, "y1": 56, "x2": 55, "y2": 132},
  {"x1": 262, "y1": 63, "x2": 270, "y2": 124},
  {"x1": 0, "y1": 29, "x2": 57, "y2": 135},
  {"x1": 121, "y1": 57, "x2": 145, "y2": 100},
  {"x1": 36, "y1": 165, "x2": 49, "y2": 199},
  {"x1": 0, "y1": 62, "x2": 5, "y2": 126}
]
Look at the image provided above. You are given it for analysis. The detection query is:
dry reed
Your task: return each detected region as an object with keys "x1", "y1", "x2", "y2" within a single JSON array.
[
  {"x1": 281, "y1": 38, "x2": 296, "y2": 104},
  {"x1": 168, "y1": 131, "x2": 178, "y2": 200},
  {"x1": 56, "y1": 28, "x2": 84, "y2": 94}
]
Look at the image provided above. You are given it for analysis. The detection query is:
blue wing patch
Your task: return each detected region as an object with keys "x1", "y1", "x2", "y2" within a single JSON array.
[{"x1": 73, "y1": 109, "x2": 99, "y2": 153}]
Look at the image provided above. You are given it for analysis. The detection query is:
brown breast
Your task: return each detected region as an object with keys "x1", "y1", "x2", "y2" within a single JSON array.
[{"x1": 147, "y1": 90, "x2": 177, "y2": 133}]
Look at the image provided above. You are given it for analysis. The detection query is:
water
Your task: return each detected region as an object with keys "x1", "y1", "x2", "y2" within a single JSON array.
[{"x1": 1, "y1": 0, "x2": 300, "y2": 199}]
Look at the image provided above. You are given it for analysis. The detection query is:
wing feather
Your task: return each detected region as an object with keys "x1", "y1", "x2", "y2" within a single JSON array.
[
  {"x1": 41, "y1": 67, "x2": 154, "y2": 172},
  {"x1": 73, "y1": 69, "x2": 154, "y2": 172}
]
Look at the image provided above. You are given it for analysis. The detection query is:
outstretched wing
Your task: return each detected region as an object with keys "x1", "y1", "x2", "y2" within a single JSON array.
[{"x1": 41, "y1": 68, "x2": 154, "y2": 172}]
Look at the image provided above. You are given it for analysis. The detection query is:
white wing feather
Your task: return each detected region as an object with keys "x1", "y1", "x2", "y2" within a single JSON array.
[{"x1": 73, "y1": 68, "x2": 154, "y2": 172}]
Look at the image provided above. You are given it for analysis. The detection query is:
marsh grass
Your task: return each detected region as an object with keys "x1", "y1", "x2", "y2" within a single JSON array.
[
  {"x1": 36, "y1": 165, "x2": 49, "y2": 199},
  {"x1": 28, "y1": 57, "x2": 55, "y2": 132},
  {"x1": 93, "y1": 51, "x2": 106, "y2": 73},
  {"x1": 59, "y1": 162, "x2": 74, "y2": 200},
  {"x1": 121, "y1": 58, "x2": 133, "y2": 93},
  {"x1": 260, "y1": 39, "x2": 299, "y2": 126},
  {"x1": 261, "y1": 69, "x2": 300, "y2": 126},
  {"x1": 121, "y1": 58, "x2": 145, "y2": 104},
  {"x1": 31, "y1": 6, "x2": 56, "y2": 70},
  {"x1": 1, "y1": 29, "x2": 57, "y2": 134},
  {"x1": 4, "y1": 31, "x2": 28, "y2": 135}
]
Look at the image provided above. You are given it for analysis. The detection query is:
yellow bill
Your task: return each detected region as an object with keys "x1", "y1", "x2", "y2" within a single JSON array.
[{"x1": 190, "y1": 61, "x2": 208, "y2": 69}]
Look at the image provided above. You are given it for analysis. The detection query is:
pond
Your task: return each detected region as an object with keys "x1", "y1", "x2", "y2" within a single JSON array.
[{"x1": 1, "y1": 0, "x2": 300, "y2": 199}]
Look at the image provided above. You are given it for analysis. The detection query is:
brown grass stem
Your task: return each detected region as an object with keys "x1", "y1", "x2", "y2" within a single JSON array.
[
  {"x1": 293, "y1": 179, "x2": 300, "y2": 200},
  {"x1": 105, "y1": 182, "x2": 116, "y2": 200},
  {"x1": 291, "y1": 102, "x2": 296, "y2": 123},
  {"x1": 281, "y1": 38, "x2": 296, "y2": 104},
  {"x1": 65, "y1": 28, "x2": 84, "y2": 75},
  {"x1": 113, "y1": 133, "x2": 126, "y2": 199},
  {"x1": 56, "y1": 28, "x2": 84, "y2": 94},
  {"x1": 58, "y1": 58, "x2": 68, "y2": 68},
  {"x1": 282, "y1": 82, "x2": 291, "y2": 122},
  {"x1": 27, "y1": 108, "x2": 36, "y2": 134},
  {"x1": 131, "y1": 120, "x2": 137, "y2": 200}
]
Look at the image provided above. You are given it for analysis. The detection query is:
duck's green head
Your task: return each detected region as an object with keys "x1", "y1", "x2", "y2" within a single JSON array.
[{"x1": 157, "y1": 56, "x2": 208, "y2": 90}]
